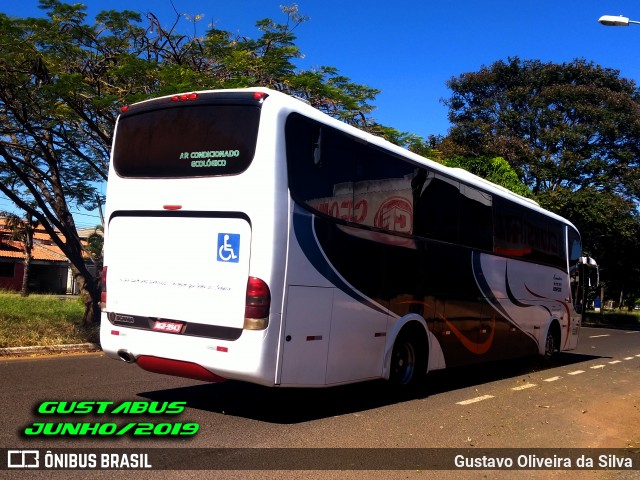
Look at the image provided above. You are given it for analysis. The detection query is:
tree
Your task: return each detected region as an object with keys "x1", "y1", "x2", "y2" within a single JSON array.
[
  {"x1": 444, "y1": 57, "x2": 640, "y2": 201},
  {"x1": 0, "y1": 1, "x2": 389, "y2": 324},
  {"x1": 0, "y1": 4, "x2": 112, "y2": 323},
  {"x1": 444, "y1": 57, "x2": 640, "y2": 301},
  {"x1": 86, "y1": 225, "x2": 103, "y2": 263}
]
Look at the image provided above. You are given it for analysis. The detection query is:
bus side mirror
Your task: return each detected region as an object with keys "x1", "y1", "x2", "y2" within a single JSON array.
[{"x1": 579, "y1": 256, "x2": 599, "y2": 287}]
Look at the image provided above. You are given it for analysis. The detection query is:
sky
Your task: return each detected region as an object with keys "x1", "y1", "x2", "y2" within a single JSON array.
[{"x1": 1, "y1": 0, "x2": 640, "y2": 226}]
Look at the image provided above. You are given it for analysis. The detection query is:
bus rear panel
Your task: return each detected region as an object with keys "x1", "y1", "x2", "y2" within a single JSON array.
[{"x1": 100, "y1": 90, "x2": 285, "y2": 386}]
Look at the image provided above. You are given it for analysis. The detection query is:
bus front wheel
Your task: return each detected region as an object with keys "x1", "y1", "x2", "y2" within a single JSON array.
[{"x1": 543, "y1": 322, "x2": 560, "y2": 361}]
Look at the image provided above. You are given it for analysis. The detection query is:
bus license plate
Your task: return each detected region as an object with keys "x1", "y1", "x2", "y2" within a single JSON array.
[{"x1": 152, "y1": 321, "x2": 184, "y2": 334}]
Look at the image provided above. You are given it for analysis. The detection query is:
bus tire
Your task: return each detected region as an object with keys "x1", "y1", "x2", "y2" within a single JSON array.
[
  {"x1": 389, "y1": 324, "x2": 427, "y2": 387},
  {"x1": 543, "y1": 321, "x2": 561, "y2": 361}
]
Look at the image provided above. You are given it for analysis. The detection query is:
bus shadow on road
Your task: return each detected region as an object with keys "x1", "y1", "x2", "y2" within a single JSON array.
[
  {"x1": 423, "y1": 351, "x2": 602, "y2": 397},
  {"x1": 138, "y1": 351, "x2": 604, "y2": 424}
]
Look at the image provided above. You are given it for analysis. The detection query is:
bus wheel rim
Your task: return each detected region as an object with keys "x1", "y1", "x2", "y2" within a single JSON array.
[
  {"x1": 545, "y1": 330, "x2": 557, "y2": 357},
  {"x1": 394, "y1": 341, "x2": 416, "y2": 384}
]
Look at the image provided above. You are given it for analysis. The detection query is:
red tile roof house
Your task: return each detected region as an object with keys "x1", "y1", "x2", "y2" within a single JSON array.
[{"x1": 0, "y1": 218, "x2": 76, "y2": 294}]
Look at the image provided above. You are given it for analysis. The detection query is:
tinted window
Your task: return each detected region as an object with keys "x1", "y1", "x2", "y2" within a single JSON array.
[
  {"x1": 459, "y1": 184, "x2": 493, "y2": 250},
  {"x1": 113, "y1": 105, "x2": 260, "y2": 177},
  {"x1": 568, "y1": 227, "x2": 582, "y2": 307},
  {"x1": 354, "y1": 147, "x2": 414, "y2": 234},
  {"x1": 412, "y1": 170, "x2": 460, "y2": 243},
  {"x1": 0, "y1": 262, "x2": 14, "y2": 277},
  {"x1": 286, "y1": 114, "x2": 355, "y2": 220},
  {"x1": 568, "y1": 228, "x2": 582, "y2": 268},
  {"x1": 286, "y1": 113, "x2": 414, "y2": 233},
  {"x1": 286, "y1": 113, "x2": 499, "y2": 249},
  {"x1": 494, "y1": 198, "x2": 566, "y2": 268}
]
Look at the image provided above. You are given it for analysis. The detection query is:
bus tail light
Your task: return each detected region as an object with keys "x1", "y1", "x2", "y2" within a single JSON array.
[
  {"x1": 171, "y1": 93, "x2": 198, "y2": 102},
  {"x1": 244, "y1": 277, "x2": 270, "y2": 330},
  {"x1": 100, "y1": 266, "x2": 107, "y2": 311}
]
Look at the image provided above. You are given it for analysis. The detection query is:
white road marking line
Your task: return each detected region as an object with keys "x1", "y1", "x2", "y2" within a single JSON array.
[
  {"x1": 625, "y1": 331, "x2": 639, "y2": 334},
  {"x1": 568, "y1": 370, "x2": 585, "y2": 375},
  {"x1": 456, "y1": 395, "x2": 494, "y2": 405},
  {"x1": 624, "y1": 357, "x2": 634, "y2": 361},
  {"x1": 512, "y1": 383, "x2": 537, "y2": 391},
  {"x1": 636, "y1": 354, "x2": 640, "y2": 357},
  {"x1": 544, "y1": 376, "x2": 561, "y2": 382},
  {"x1": 609, "y1": 360, "x2": 622, "y2": 364},
  {"x1": 590, "y1": 365, "x2": 605, "y2": 369},
  {"x1": 589, "y1": 334, "x2": 610, "y2": 338}
]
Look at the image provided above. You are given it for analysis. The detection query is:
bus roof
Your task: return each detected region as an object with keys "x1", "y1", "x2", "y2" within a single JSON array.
[{"x1": 121, "y1": 87, "x2": 578, "y2": 231}]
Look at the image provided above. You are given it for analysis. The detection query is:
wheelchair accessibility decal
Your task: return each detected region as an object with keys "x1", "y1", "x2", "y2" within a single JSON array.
[{"x1": 217, "y1": 233, "x2": 240, "y2": 263}]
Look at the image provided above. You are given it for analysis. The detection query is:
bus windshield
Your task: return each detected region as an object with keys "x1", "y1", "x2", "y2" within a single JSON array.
[{"x1": 113, "y1": 103, "x2": 261, "y2": 178}]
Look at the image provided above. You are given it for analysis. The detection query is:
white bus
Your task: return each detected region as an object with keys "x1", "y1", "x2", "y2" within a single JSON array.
[{"x1": 100, "y1": 88, "x2": 598, "y2": 387}]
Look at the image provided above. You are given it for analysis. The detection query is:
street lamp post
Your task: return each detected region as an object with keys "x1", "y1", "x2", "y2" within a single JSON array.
[{"x1": 598, "y1": 15, "x2": 640, "y2": 27}]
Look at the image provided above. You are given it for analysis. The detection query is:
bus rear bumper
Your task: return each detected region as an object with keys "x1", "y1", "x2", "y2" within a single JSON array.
[{"x1": 100, "y1": 312, "x2": 279, "y2": 386}]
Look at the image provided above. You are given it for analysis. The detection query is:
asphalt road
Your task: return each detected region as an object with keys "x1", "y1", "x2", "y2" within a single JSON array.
[{"x1": 1, "y1": 326, "x2": 639, "y2": 480}]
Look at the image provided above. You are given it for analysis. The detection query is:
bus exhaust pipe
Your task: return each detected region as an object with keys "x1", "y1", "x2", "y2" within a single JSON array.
[{"x1": 117, "y1": 350, "x2": 136, "y2": 363}]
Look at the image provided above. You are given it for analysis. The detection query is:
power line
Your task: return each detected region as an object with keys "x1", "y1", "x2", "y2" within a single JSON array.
[{"x1": 69, "y1": 211, "x2": 101, "y2": 219}]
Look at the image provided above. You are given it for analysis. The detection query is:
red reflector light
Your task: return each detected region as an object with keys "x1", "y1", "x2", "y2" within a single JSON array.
[
  {"x1": 111, "y1": 330, "x2": 119, "y2": 336},
  {"x1": 216, "y1": 346, "x2": 228, "y2": 353},
  {"x1": 245, "y1": 277, "x2": 270, "y2": 319},
  {"x1": 100, "y1": 266, "x2": 107, "y2": 311},
  {"x1": 120, "y1": 105, "x2": 129, "y2": 112},
  {"x1": 253, "y1": 92, "x2": 266, "y2": 100},
  {"x1": 163, "y1": 205, "x2": 182, "y2": 210}
]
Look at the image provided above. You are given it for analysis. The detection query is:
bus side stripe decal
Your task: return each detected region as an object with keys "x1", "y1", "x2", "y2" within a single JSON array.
[
  {"x1": 292, "y1": 210, "x2": 387, "y2": 315},
  {"x1": 524, "y1": 285, "x2": 572, "y2": 348},
  {"x1": 471, "y1": 252, "x2": 511, "y2": 321},
  {"x1": 504, "y1": 263, "x2": 534, "y2": 309}
]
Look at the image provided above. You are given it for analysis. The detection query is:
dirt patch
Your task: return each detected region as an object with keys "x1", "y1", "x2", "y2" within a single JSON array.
[{"x1": 573, "y1": 387, "x2": 640, "y2": 449}]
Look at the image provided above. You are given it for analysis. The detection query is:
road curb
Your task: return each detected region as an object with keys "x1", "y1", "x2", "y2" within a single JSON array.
[{"x1": 0, "y1": 343, "x2": 101, "y2": 357}]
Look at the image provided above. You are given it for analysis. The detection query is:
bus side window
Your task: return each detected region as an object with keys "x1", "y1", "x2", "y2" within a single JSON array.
[
  {"x1": 286, "y1": 114, "x2": 354, "y2": 221},
  {"x1": 353, "y1": 145, "x2": 414, "y2": 232},
  {"x1": 413, "y1": 170, "x2": 460, "y2": 243},
  {"x1": 494, "y1": 199, "x2": 567, "y2": 269},
  {"x1": 459, "y1": 184, "x2": 492, "y2": 251},
  {"x1": 568, "y1": 228, "x2": 582, "y2": 310}
]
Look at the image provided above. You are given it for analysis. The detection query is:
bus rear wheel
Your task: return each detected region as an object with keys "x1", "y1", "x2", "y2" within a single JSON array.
[{"x1": 389, "y1": 326, "x2": 426, "y2": 387}]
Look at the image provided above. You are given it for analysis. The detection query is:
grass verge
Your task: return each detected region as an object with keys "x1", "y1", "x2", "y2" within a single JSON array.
[
  {"x1": 583, "y1": 310, "x2": 640, "y2": 328},
  {"x1": 0, "y1": 292, "x2": 99, "y2": 348}
]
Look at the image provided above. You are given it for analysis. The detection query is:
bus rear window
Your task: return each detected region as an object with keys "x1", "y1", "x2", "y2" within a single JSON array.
[{"x1": 113, "y1": 104, "x2": 261, "y2": 177}]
